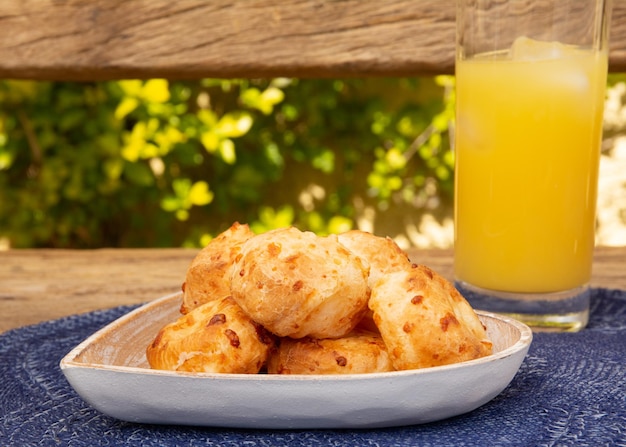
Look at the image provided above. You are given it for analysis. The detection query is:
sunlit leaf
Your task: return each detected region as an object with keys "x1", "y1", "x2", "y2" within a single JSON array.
[
  {"x1": 312, "y1": 149, "x2": 334, "y2": 173},
  {"x1": 432, "y1": 114, "x2": 449, "y2": 132},
  {"x1": 219, "y1": 139, "x2": 236, "y2": 164},
  {"x1": 141, "y1": 79, "x2": 170, "y2": 103},
  {"x1": 154, "y1": 125, "x2": 185, "y2": 153},
  {"x1": 327, "y1": 216, "x2": 353, "y2": 234},
  {"x1": 199, "y1": 233, "x2": 213, "y2": 247},
  {"x1": 251, "y1": 206, "x2": 294, "y2": 233},
  {"x1": 121, "y1": 122, "x2": 148, "y2": 161},
  {"x1": 103, "y1": 158, "x2": 124, "y2": 180},
  {"x1": 188, "y1": 181, "x2": 214, "y2": 206},
  {"x1": 114, "y1": 97, "x2": 139, "y2": 120},
  {"x1": 434, "y1": 75, "x2": 455, "y2": 88},
  {"x1": 160, "y1": 196, "x2": 181, "y2": 212},
  {"x1": 118, "y1": 80, "x2": 143, "y2": 96},
  {"x1": 388, "y1": 176, "x2": 403, "y2": 191},
  {"x1": 200, "y1": 130, "x2": 219, "y2": 152},
  {"x1": 176, "y1": 209, "x2": 190, "y2": 221},
  {"x1": 121, "y1": 140, "x2": 141, "y2": 162},
  {"x1": 385, "y1": 148, "x2": 406, "y2": 170},
  {"x1": 217, "y1": 112, "x2": 253, "y2": 138},
  {"x1": 435, "y1": 165, "x2": 451, "y2": 180},
  {"x1": 443, "y1": 150, "x2": 455, "y2": 167},
  {"x1": 429, "y1": 132, "x2": 442, "y2": 149},
  {"x1": 367, "y1": 172, "x2": 385, "y2": 189},
  {"x1": 396, "y1": 116, "x2": 416, "y2": 136},
  {"x1": 241, "y1": 87, "x2": 284, "y2": 114},
  {"x1": 197, "y1": 109, "x2": 218, "y2": 127},
  {"x1": 260, "y1": 87, "x2": 284, "y2": 107},
  {"x1": 305, "y1": 211, "x2": 324, "y2": 233},
  {"x1": 0, "y1": 152, "x2": 12, "y2": 170},
  {"x1": 270, "y1": 78, "x2": 293, "y2": 88}
]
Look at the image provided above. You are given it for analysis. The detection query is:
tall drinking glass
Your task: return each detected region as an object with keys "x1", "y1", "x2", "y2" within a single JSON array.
[{"x1": 454, "y1": 0, "x2": 612, "y2": 331}]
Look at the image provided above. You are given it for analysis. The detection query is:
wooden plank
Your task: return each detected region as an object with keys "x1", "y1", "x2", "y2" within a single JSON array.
[
  {"x1": 0, "y1": 0, "x2": 454, "y2": 81},
  {"x1": 2, "y1": 0, "x2": 625, "y2": 82},
  {"x1": 1, "y1": 246, "x2": 625, "y2": 333},
  {"x1": 0, "y1": 248, "x2": 195, "y2": 333}
]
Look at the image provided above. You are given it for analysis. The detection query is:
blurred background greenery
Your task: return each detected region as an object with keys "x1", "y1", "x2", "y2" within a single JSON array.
[
  {"x1": 2, "y1": 75, "x2": 625, "y2": 249},
  {"x1": 0, "y1": 77, "x2": 455, "y2": 249}
]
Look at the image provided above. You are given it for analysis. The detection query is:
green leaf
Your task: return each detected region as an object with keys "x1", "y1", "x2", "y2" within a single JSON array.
[
  {"x1": 251, "y1": 206, "x2": 294, "y2": 233},
  {"x1": 312, "y1": 149, "x2": 334, "y2": 173},
  {"x1": 124, "y1": 162, "x2": 154, "y2": 186},
  {"x1": 197, "y1": 109, "x2": 218, "y2": 127},
  {"x1": 160, "y1": 196, "x2": 181, "y2": 212},
  {"x1": 172, "y1": 178, "x2": 192, "y2": 197},
  {"x1": 176, "y1": 209, "x2": 190, "y2": 221},
  {"x1": 103, "y1": 158, "x2": 124, "y2": 180}
]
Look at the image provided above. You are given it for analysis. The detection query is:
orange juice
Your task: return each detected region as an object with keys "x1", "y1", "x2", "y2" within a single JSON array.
[{"x1": 454, "y1": 39, "x2": 608, "y2": 293}]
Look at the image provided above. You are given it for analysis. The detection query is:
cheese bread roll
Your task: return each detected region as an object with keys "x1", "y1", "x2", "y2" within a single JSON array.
[
  {"x1": 230, "y1": 227, "x2": 370, "y2": 339},
  {"x1": 338, "y1": 230, "x2": 412, "y2": 333},
  {"x1": 337, "y1": 230, "x2": 412, "y2": 287},
  {"x1": 147, "y1": 296, "x2": 275, "y2": 373},
  {"x1": 369, "y1": 264, "x2": 492, "y2": 370},
  {"x1": 180, "y1": 222, "x2": 254, "y2": 314},
  {"x1": 267, "y1": 329, "x2": 394, "y2": 375}
]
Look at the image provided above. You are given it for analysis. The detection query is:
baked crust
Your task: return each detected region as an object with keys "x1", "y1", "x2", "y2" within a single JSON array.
[
  {"x1": 267, "y1": 329, "x2": 393, "y2": 375},
  {"x1": 338, "y1": 229, "x2": 412, "y2": 287},
  {"x1": 180, "y1": 222, "x2": 254, "y2": 314},
  {"x1": 230, "y1": 227, "x2": 370, "y2": 339},
  {"x1": 369, "y1": 264, "x2": 493, "y2": 370},
  {"x1": 147, "y1": 296, "x2": 275, "y2": 373}
]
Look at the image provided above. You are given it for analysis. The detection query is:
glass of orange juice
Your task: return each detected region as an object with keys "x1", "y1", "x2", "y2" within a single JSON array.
[{"x1": 454, "y1": 0, "x2": 612, "y2": 331}]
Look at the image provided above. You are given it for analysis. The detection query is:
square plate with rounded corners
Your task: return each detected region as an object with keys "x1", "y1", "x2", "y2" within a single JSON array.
[{"x1": 61, "y1": 292, "x2": 532, "y2": 429}]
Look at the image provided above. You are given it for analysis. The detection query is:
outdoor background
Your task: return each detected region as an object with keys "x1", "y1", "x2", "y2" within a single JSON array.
[{"x1": 1, "y1": 75, "x2": 625, "y2": 250}]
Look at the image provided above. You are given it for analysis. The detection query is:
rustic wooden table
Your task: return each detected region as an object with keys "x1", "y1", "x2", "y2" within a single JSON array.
[{"x1": 1, "y1": 246, "x2": 624, "y2": 333}]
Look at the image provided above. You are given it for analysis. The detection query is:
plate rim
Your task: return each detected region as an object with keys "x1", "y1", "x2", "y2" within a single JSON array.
[{"x1": 60, "y1": 292, "x2": 533, "y2": 381}]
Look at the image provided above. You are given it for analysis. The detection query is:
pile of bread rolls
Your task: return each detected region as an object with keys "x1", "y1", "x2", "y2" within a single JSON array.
[{"x1": 146, "y1": 222, "x2": 493, "y2": 375}]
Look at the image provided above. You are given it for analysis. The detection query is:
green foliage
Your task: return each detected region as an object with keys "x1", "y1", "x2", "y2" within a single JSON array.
[{"x1": 0, "y1": 76, "x2": 455, "y2": 248}]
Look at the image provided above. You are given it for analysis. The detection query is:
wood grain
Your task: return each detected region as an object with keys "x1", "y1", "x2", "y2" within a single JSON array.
[
  {"x1": 1, "y1": 0, "x2": 626, "y2": 81},
  {"x1": 1, "y1": 246, "x2": 624, "y2": 333}
]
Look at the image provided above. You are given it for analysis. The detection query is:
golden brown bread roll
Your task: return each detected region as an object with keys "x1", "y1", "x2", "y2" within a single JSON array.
[
  {"x1": 338, "y1": 230, "x2": 412, "y2": 333},
  {"x1": 146, "y1": 296, "x2": 276, "y2": 373},
  {"x1": 337, "y1": 230, "x2": 412, "y2": 287},
  {"x1": 368, "y1": 264, "x2": 493, "y2": 370},
  {"x1": 267, "y1": 329, "x2": 394, "y2": 374},
  {"x1": 180, "y1": 222, "x2": 254, "y2": 314},
  {"x1": 230, "y1": 226, "x2": 370, "y2": 339}
]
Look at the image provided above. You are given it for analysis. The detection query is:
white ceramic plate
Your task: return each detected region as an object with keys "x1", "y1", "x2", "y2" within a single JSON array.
[{"x1": 61, "y1": 292, "x2": 532, "y2": 429}]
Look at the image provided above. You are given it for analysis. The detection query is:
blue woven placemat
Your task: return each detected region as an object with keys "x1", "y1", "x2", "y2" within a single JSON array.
[{"x1": 1, "y1": 289, "x2": 625, "y2": 447}]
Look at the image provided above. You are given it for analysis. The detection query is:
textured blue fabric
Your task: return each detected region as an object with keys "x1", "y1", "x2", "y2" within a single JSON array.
[{"x1": 1, "y1": 289, "x2": 625, "y2": 447}]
